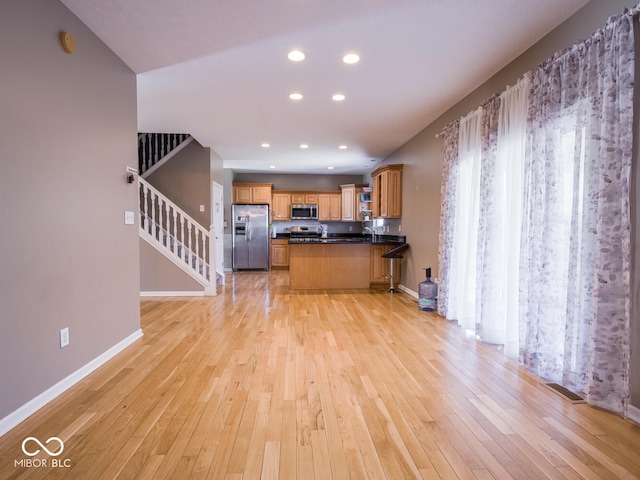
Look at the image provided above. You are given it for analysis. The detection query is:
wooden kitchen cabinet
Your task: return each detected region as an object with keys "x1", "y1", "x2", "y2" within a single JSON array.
[
  {"x1": 303, "y1": 193, "x2": 318, "y2": 204},
  {"x1": 271, "y1": 193, "x2": 291, "y2": 220},
  {"x1": 371, "y1": 164, "x2": 403, "y2": 218},
  {"x1": 370, "y1": 244, "x2": 402, "y2": 284},
  {"x1": 270, "y1": 238, "x2": 289, "y2": 269},
  {"x1": 318, "y1": 193, "x2": 342, "y2": 222},
  {"x1": 232, "y1": 183, "x2": 273, "y2": 205},
  {"x1": 290, "y1": 193, "x2": 319, "y2": 204},
  {"x1": 289, "y1": 243, "x2": 371, "y2": 289},
  {"x1": 340, "y1": 184, "x2": 356, "y2": 221}
]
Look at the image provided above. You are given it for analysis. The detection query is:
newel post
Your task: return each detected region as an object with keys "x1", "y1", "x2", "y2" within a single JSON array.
[{"x1": 206, "y1": 224, "x2": 217, "y2": 296}]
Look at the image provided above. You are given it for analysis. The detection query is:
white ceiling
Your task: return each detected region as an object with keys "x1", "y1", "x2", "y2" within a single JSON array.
[{"x1": 61, "y1": 0, "x2": 589, "y2": 175}]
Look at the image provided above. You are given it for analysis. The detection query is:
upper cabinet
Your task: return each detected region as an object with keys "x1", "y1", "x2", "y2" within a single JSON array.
[
  {"x1": 340, "y1": 184, "x2": 356, "y2": 221},
  {"x1": 371, "y1": 164, "x2": 403, "y2": 218},
  {"x1": 272, "y1": 193, "x2": 291, "y2": 221},
  {"x1": 341, "y1": 184, "x2": 373, "y2": 222},
  {"x1": 233, "y1": 183, "x2": 273, "y2": 205},
  {"x1": 290, "y1": 193, "x2": 319, "y2": 204},
  {"x1": 318, "y1": 193, "x2": 342, "y2": 222}
]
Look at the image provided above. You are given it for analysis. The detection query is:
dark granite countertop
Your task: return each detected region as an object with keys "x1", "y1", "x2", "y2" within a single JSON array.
[{"x1": 286, "y1": 234, "x2": 406, "y2": 245}]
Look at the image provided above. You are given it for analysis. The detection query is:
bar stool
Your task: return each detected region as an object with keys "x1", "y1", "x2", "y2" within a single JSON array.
[{"x1": 381, "y1": 243, "x2": 409, "y2": 293}]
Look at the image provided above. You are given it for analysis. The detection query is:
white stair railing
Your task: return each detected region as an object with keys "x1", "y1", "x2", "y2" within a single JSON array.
[
  {"x1": 138, "y1": 133, "x2": 191, "y2": 177},
  {"x1": 138, "y1": 177, "x2": 216, "y2": 295}
]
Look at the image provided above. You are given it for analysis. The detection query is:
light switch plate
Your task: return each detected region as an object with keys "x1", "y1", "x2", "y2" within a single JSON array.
[
  {"x1": 199, "y1": 205, "x2": 205, "y2": 212},
  {"x1": 124, "y1": 211, "x2": 135, "y2": 225},
  {"x1": 60, "y1": 328, "x2": 69, "y2": 348}
]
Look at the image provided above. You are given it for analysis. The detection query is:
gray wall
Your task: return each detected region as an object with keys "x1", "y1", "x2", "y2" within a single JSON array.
[
  {"x1": 233, "y1": 172, "x2": 365, "y2": 191},
  {"x1": 382, "y1": 0, "x2": 639, "y2": 408},
  {"x1": 140, "y1": 240, "x2": 203, "y2": 292},
  {"x1": 227, "y1": 172, "x2": 365, "y2": 236},
  {"x1": 0, "y1": 0, "x2": 140, "y2": 419},
  {"x1": 146, "y1": 140, "x2": 212, "y2": 226}
]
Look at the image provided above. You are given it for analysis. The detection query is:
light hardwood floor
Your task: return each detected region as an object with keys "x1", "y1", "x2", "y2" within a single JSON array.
[{"x1": 1, "y1": 270, "x2": 640, "y2": 479}]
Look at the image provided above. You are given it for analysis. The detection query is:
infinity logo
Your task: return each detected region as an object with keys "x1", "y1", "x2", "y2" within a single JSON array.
[{"x1": 21, "y1": 437, "x2": 64, "y2": 457}]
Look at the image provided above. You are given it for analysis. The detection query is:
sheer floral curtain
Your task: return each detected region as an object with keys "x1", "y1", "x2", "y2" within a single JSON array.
[
  {"x1": 520, "y1": 13, "x2": 634, "y2": 413},
  {"x1": 437, "y1": 120, "x2": 459, "y2": 319},
  {"x1": 445, "y1": 108, "x2": 483, "y2": 331},
  {"x1": 438, "y1": 10, "x2": 634, "y2": 415},
  {"x1": 476, "y1": 77, "x2": 529, "y2": 359},
  {"x1": 439, "y1": 79, "x2": 529, "y2": 352}
]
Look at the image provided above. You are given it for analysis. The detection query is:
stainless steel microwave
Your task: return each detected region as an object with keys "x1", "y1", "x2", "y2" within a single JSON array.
[{"x1": 291, "y1": 204, "x2": 318, "y2": 220}]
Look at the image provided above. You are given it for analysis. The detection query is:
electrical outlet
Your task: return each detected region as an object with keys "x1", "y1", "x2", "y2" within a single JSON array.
[
  {"x1": 59, "y1": 328, "x2": 69, "y2": 349},
  {"x1": 398, "y1": 225, "x2": 402, "y2": 232},
  {"x1": 349, "y1": 226, "x2": 353, "y2": 231}
]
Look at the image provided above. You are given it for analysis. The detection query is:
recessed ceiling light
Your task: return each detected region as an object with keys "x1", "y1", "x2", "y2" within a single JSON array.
[
  {"x1": 338, "y1": 145, "x2": 348, "y2": 149},
  {"x1": 289, "y1": 92, "x2": 303, "y2": 100},
  {"x1": 332, "y1": 93, "x2": 346, "y2": 101},
  {"x1": 269, "y1": 165, "x2": 276, "y2": 169},
  {"x1": 300, "y1": 144, "x2": 309, "y2": 149},
  {"x1": 328, "y1": 166, "x2": 335, "y2": 170},
  {"x1": 261, "y1": 143, "x2": 270, "y2": 148},
  {"x1": 288, "y1": 50, "x2": 305, "y2": 62},
  {"x1": 342, "y1": 53, "x2": 360, "y2": 64}
]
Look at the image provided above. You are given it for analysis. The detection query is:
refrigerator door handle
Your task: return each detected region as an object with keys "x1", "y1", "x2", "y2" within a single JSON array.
[{"x1": 246, "y1": 218, "x2": 252, "y2": 242}]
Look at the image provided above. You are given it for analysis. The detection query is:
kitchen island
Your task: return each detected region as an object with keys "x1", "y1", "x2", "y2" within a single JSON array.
[{"x1": 288, "y1": 235, "x2": 406, "y2": 289}]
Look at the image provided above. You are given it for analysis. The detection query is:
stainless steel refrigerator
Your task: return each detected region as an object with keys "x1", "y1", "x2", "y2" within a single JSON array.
[{"x1": 232, "y1": 204, "x2": 270, "y2": 270}]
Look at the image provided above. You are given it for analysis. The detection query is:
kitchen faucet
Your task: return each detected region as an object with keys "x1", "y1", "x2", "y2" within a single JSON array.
[{"x1": 364, "y1": 226, "x2": 376, "y2": 240}]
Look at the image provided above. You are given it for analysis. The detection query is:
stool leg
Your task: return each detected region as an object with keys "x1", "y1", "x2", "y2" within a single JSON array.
[{"x1": 384, "y1": 258, "x2": 398, "y2": 293}]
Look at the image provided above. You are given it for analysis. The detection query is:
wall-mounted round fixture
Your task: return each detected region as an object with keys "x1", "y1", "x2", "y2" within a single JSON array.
[{"x1": 59, "y1": 31, "x2": 77, "y2": 54}]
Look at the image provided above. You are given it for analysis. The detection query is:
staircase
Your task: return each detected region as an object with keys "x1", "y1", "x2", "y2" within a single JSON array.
[{"x1": 138, "y1": 133, "x2": 216, "y2": 296}]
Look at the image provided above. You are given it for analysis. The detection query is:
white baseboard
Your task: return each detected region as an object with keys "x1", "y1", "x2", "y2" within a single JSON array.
[
  {"x1": 0, "y1": 328, "x2": 143, "y2": 438},
  {"x1": 628, "y1": 404, "x2": 640, "y2": 424},
  {"x1": 140, "y1": 291, "x2": 204, "y2": 297},
  {"x1": 398, "y1": 284, "x2": 418, "y2": 298}
]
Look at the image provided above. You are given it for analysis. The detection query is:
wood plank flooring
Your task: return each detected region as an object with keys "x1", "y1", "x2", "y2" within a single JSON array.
[{"x1": 1, "y1": 270, "x2": 640, "y2": 479}]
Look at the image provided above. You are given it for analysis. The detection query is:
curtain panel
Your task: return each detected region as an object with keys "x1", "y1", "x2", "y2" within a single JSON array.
[
  {"x1": 437, "y1": 10, "x2": 634, "y2": 415},
  {"x1": 520, "y1": 13, "x2": 634, "y2": 414},
  {"x1": 476, "y1": 80, "x2": 529, "y2": 359},
  {"x1": 437, "y1": 120, "x2": 460, "y2": 318}
]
